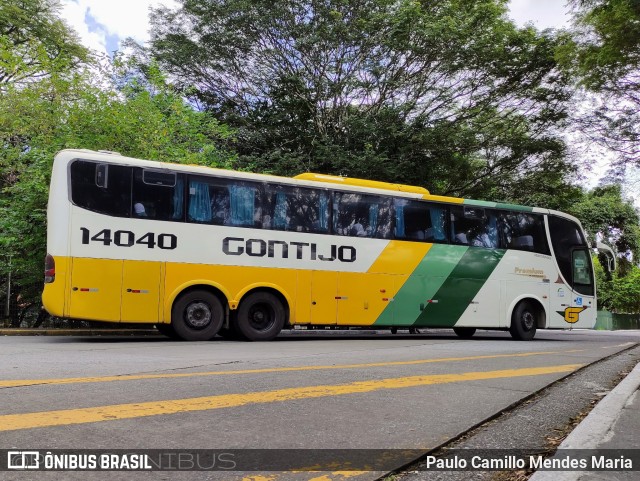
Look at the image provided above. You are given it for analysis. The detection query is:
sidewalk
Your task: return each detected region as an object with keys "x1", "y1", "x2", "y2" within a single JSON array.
[{"x1": 530, "y1": 361, "x2": 640, "y2": 481}]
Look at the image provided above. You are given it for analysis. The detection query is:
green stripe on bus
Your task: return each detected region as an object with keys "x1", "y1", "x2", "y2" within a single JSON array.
[
  {"x1": 413, "y1": 248, "x2": 505, "y2": 327},
  {"x1": 463, "y1": 199, "x2": 497, "y2": 208},
  {"x1": 463, "y1": 199, "x2": 533, "y2": 212},
  {"x1": 494, "y1": 203, "x2": 533, "y2": 212},
  {"x1": 375, "y1": 244, "x2": 468, "y2": 326}
]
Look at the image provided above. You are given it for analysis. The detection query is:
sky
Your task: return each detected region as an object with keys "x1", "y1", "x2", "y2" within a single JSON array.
[{"x1": 60, "y1": 0, "x2": 573, "y2": 57}]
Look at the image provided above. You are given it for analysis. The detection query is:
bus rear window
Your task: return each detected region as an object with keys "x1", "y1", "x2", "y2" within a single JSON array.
[{"x1": 70, "y1": 160, "x2": 132, "y2": 217}]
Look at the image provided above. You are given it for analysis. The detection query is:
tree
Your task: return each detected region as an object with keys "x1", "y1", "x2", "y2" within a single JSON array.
[
  {"x1": 146, "y1": 0, "x2": 576, "y2": 203},
  {"x1": 610, "y1": 266, "x2": 640, "y2": 313},
  {"x1": 0, "y1": 62, "x2": 234, "y2": 324},
  {"x1": 568, "y1": 184, "x2": 640, "y2": 275},
  {"x1": 0, "y1": 0, "x2": 89, "y2": 89},
  {"x1": 559, "y1": 0, "x2": 640, "y2": 169}
]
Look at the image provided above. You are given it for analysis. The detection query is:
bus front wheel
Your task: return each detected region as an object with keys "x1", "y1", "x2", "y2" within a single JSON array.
[
  {"x1": 171, "y1": 290, "x2": 224, "y2": 341},
  {"x1": 509, "y1": 301, "x2": 538, "y2": 341},
  {"x1": 236, "y1": 292, "x2": 285, "y2": 341}
]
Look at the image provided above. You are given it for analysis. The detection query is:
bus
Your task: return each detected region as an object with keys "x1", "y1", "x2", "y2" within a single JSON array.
[{"x1": 42, "y1": 149, "x2": 613, "y2": 341}]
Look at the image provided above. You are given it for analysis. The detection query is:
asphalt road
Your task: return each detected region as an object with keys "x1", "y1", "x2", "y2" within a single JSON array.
[{"x1": 0, "y1": 329, "x2": 639, "y2": 480}]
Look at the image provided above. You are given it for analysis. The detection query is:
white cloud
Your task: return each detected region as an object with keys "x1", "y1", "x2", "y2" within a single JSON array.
[
  {"x1": 508, "y1": 0, "x2": 572, "y2": 30},
  {"x1": 60, "y1": 0, "x2": 178, "y2": 55},
  {"x1": 60, "y1": 0, "x2": 109, "y2": 56},
  {"x1": 81, "y1": 0, "x2": 178, "y2": 43}
]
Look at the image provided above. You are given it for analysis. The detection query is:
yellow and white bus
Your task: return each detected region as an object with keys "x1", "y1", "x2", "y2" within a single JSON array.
[{"x1": 43, "y1": 149, "x2": 610, "y2": 341}]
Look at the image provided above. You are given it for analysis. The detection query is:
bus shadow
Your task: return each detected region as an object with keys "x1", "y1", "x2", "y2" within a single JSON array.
[{"x1": 50, "y1": 330, "x2": 573, "y2": 343}]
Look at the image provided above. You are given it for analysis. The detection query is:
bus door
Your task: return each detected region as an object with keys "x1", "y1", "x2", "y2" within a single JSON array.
[
  {"x1": 568, "y1": 247, "x2": 595, "y2": 324},
  {"x1": 69, "y1": 257, "x2": 122, "y2": 322},
  {"x1": 121, "y1": 260, "x2": 162, "y2": 323},
  {"x1": 310, "y1": 271, "x2": 338, "y2": 325}
]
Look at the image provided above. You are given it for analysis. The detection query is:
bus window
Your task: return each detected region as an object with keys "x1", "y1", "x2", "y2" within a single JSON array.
[
  {"x1": 70, "y1": 160, "x2": 132, "y2": 217},
  {"x1": 499, "y1": 212, "x2": 549, "y2": 254},
  {"x1": 548, "y1": 215, "x2": 593, "y2": 294},
  {"x1": 187, "y1": 176, "x2": 261, "y2": 227},
  {"x1": 450, "y1": 206, "x2": 499, "y2": 248},
  {"x1": 333, "y1": 193, "x2": 392, "y2": 239},
  {"x1": 394, "y1": 199, "x2": 447, "y2": 243},
  {"x1": 263, "y1": 185, "x2": 329, "y2": 233},
  {"x1": 133, "y1": 168, "x2": 184, "y2": 221},
  {"x1": 572, "y1": 250, "x2": 593, "y2": 288}
]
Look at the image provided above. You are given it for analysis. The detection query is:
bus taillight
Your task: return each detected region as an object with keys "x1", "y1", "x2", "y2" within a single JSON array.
[{"x1": 44, "y1": 254, "x2": 55, "y2": 283}]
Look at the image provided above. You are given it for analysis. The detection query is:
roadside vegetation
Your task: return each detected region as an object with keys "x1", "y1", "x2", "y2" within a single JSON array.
[{"x1": 1, "y1": 0, "x2": 639, "y2": 326}]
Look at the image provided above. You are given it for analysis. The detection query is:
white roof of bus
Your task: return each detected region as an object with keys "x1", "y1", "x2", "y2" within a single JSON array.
[{"x1": 55, "y1": 149, "x2": 427, "y2": 199}]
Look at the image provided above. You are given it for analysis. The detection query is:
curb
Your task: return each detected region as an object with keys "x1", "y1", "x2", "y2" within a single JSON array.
[
  {"x1": 529, "y1": 361, "x2": 640, "y2": 481},
  {"x1": 0, "y1": 329, "x2": 160, "y2": 336}
]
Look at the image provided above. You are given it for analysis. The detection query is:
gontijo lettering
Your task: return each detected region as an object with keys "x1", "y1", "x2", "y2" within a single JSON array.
[{"x1": 222, "y1": 236, "x2": 357, "y2": 262}]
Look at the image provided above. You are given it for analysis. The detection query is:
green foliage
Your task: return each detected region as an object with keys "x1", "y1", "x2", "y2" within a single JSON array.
[
  {"x1": 0, "y1": 62, "x2": 235, "y2": 309},
  {"x1": 559, "y1": 0, "x2": 640, "y2": 167},
  {"x1": 147, "y1": 0, "x2": 576, "y2": 203},
  {"x1": 568, "y1": 184, "x2": 640, "y2": 275},
  {"x1": 597, "y1": 258, "x2": 640, "y2": 313},
  {"x1": 593, "y1": 257, "x2": 613, "y2": 310},
  {"x1": 0, "y1": 0, "x2": 89, "y2": 88},
  {"x1": 609, "y1": 266, "x2": 640, "y2": 313}
]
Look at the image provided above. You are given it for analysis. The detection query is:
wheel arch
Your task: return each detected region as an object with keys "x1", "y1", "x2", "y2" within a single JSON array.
[
  {"x1": 237, "y1": 285, "x2": 291, "y2": 327},
  {"x1": 164, "y1": 281, "x2": 230, "y2": 324},
  {"x1": 508, "y1": 296, "x2": 547, "y2": 329}
]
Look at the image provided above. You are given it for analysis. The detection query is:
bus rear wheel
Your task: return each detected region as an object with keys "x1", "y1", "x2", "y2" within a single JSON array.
[
  {"x1": 509, "y1": 300, "x2": 538, "y2": 341},
  {"x1": 453, "y1": 327, "x2": 476, "y2": 338},
  {"x1": 171, "y1": 290, "x2": 224, "y2": 341},
  {"x1": 236, "y1": 292, "x2": 285, "y2": 341}
]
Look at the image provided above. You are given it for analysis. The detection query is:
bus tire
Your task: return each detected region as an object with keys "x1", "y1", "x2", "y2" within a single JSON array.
[
  {"x1": 509, "y1": 300, "x2": 538, "y2": 341},
  {"x1": 453, "y1": 327, "x2": 476, "y2": 338},
  {"x1": 236, "y1": 292, "x2": 285, "y2": 341},
  {"x1": 171, "y1": 290, "x2": 224, "y2": 341}
]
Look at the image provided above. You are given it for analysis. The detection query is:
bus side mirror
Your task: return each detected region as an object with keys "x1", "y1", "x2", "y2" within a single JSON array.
[{"x1": 595, "y1": 241, "x2": 616, "y2": 273}]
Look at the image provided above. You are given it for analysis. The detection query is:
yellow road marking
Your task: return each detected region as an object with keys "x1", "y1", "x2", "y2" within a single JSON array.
[
  {"x1": 0, "y1": 350, "x2": 585, "y2": 388},
  {"x1": 0, "y1": 364, "x2": 581, "y2": 432},
  {"x1": 601, "y1": 342, "x2": 636, "y2": 349},
  {"x1": 307, "y1": 473, "x2": 368, "y2": 481}
]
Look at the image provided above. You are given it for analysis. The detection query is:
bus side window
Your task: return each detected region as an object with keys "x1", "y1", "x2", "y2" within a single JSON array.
[
  {"x1": 133, "y1": 169, "x2": 183, "y2": 221},
  {"x1": 334, "y1": 193, "x2": 391, "y2": 239},
  {"x1": 263, "y1": 185, "x2": 329, "y2": 234},
  {"x1": 502, "y1": 212, "x2": 549, "y2": 254},
  {"x1": 393, "y1": 199, "x2": 447, "y2": 243},
  {"x1": 450, "y1": 207, "x2": 470, "y2": 245}
]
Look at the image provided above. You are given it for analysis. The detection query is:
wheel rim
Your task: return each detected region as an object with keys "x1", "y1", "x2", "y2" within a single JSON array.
[
  {"x1": 521, "y1": 310, "x2": 535, "y2": 331},
  {"x1": 248, "y1": 302, "x2": 275, "y2": 332},
  {"x1": 185, "y1": 301, "x2": 212, "y2": 329}
]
